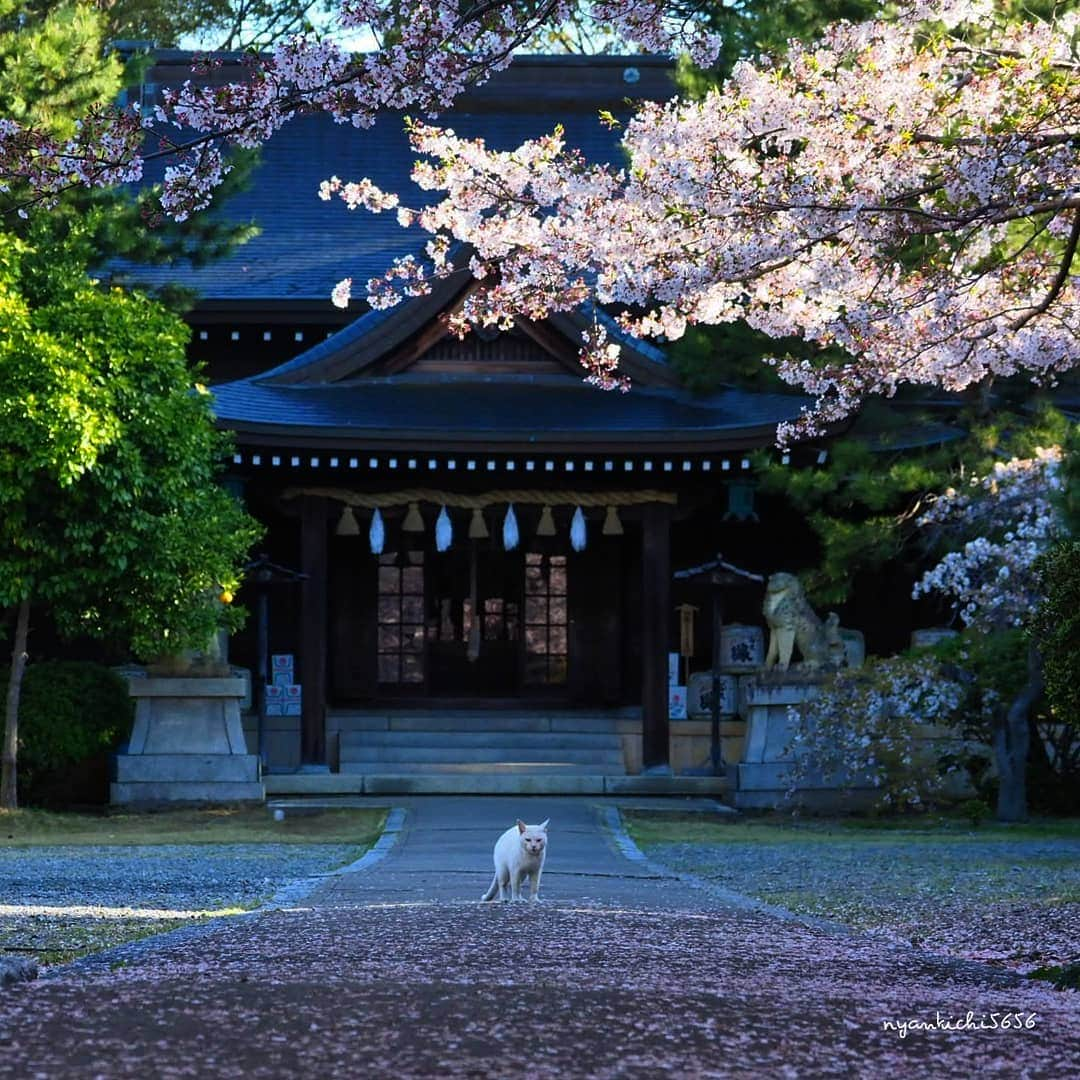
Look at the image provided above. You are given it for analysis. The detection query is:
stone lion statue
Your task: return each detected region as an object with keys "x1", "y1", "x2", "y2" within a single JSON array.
[{"x1": 762, "y1": 572, "x2": 830, "y2": 671}]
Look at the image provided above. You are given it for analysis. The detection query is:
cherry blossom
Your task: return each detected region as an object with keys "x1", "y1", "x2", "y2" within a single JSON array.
[
  {"x1": 913, "y1": 447, "x2": 1064, "y2": 629},
  {"x1": 0, "y1": 3, "x2": 715, "y2": 222},
  {"x1": 326, "y1": 0, "x2": 1080, "y2": 437}
]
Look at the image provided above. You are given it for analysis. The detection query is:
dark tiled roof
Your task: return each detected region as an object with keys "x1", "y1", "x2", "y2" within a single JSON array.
[
  {"x1": 114, "y1": 57, "x2": 667, "y2": 303},
  {"x1": 211, "y1": 374, "x2": 808, "y2": 447}
]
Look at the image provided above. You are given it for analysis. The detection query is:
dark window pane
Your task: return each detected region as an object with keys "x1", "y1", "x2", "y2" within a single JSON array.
[
  {"x1": 549, "y1": 597, "x2": 568, "y2": 625},
  {"x1": 378, "y1": 567, "x2": 401, "y2": 594},
  {"x1": 378, "y1": 626, "x2": 401, "y2": 651},
  {"x1": 379, "y1": 552, "x2": 398, "y2": 566},
  {"x1": 549, "y1": 560, "x2": 567, "y2": 596},
  {"x1": 402, "y1": 567, "x2": 424, "y2": 594},
  {"x1": 402, "y1": 625, "x2": 425, "y2": 653},
  {"x1": 401, "y1": 596, "x2": 424, "y2": 623},
  {"x1": 525, "y1": 563, "x2": 544, "y2": 594},
  {"x1": 548, "y1": 655, "x2": 568, "y2": 684},
  {"x1": 378, "y1": 654, "x2": 400, "y2": 683},
  {"x1": 408, "y1": 550, "x2": 424, "y2": 566},
  {"x1": 549, "y1": 625, "x2": 567, "y2": 654},
  {"x1": 525, "y1": 626, "x2": 548, "y2": 654},
  {"x1": 525, "y1": 597, "x2": 547, "y2": 624},
  {"x1": 402, "y1": 655, "x2": 424, "y2": 683},
  {"x1": 378, "y1": 598, "x2": 400, "y2": 623}
]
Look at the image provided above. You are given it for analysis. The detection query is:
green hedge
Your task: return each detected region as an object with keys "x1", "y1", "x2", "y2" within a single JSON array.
[
  {"x1": 1034, "y1": 541, "x2": 1080, "y2": 730},
  {"x1": 17, "y1": 660, "x2": 133, "y2": 805}
]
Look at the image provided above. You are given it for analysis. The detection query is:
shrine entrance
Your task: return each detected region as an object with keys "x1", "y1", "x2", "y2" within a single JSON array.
[{"x1": 372, "y1": 545, "x2": 570, "y2": 700}]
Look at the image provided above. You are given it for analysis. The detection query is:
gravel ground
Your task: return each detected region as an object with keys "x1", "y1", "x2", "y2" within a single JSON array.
[
  {"x1": 0, "y1": 844, "x2": 363, "y2": 965},
  {"x1": 640, "y1": 836, "x2": 1080, "y2": 975}
]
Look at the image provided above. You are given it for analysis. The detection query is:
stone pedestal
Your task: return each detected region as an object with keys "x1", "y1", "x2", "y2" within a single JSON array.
[
  {"x1": 111, "y1": 677, "x2": 263, "y2": 805},
  {"x1": 734, "y1": 679, "x2": 874, "y2": 811}
]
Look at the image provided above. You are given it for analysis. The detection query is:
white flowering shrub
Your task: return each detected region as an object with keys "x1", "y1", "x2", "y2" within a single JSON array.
[
  {"x1": 787, "y1": 654, "x2": 972, "y2": 812},
  {"x1": 789, "y1": 628, "x2": 1031, "y2": 812},
  {"x1": 913, "y1": 448, "x2": 1064, "y2": 629}
]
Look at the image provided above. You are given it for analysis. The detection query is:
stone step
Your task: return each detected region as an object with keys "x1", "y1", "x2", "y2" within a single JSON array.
[
  {"x1": 264, "y1": 773, "x2": 729, "y2": 797},
  {"x1": 329, "y1": 711, "x2": 638, "y2": 734},
  {"x1": 339, "y1": 730, "x2": 623, "y2": 751},
  {"x1": 338, "y1": 761, "x2": 617, "y2": 775},
  {"x1": 340, "y1": 746, "x2": 626, "y2": 767}
]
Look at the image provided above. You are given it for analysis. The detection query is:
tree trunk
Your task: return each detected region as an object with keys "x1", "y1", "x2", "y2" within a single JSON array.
[
  {"x1": 994, "y1": 641, "x2": 1043, "y2": 823},
  {"x1": 1, "y1": 597, "x2": 30, "y2": 811}
]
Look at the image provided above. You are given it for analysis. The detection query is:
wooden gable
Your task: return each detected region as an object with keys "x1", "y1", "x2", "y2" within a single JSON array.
[{"x1": 260, "y1": 269, "x2": 680, "y2": 389}]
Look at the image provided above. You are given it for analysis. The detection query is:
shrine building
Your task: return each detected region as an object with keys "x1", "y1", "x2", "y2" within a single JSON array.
[{"x1": 118, "y1": 51, "x2": 937, "y2": 795}]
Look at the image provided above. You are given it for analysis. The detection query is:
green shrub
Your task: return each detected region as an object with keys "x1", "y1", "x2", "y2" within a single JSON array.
[
  {"x1": 17, "y1": 660, "x2": 133, "y2": 805},
  {"x1": 1033, "y1": 541, "x2": 1080, "y2": 730}
]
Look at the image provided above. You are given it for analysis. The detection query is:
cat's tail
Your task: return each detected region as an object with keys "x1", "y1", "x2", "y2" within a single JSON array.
[{"x1": 481, "y1": 874, "x2": 499, "y2": 902}]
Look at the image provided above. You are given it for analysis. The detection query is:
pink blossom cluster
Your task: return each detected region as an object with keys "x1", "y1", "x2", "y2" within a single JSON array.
[
  {"x1": 788, "y1": 655, "x2": 970, "y2": 810},
  {"x1": 0, "y1": 2, "x2": 714, "y2": 224},
  {"x1": 913, "y1": 447, "x2": 1064, "y2": 628},
  {"x1": 335, "y1": 0, "x2": 1080, "y2": 438}
]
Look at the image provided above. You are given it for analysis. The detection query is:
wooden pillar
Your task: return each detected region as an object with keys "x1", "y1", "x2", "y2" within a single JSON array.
[
  {"x1": 640, "y1": 502, "x2": 671, "y2": 772},
  {"x1": 299, "y1": 495, "x2": 329, "y2": 765}
]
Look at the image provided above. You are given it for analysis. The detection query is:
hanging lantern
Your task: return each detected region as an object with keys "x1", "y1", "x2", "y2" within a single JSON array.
[
  {"x1": 536, "y1": 504, "x2": 556, "y2": 537},
  {"x1": 570, "y1": 506, "x2": 587, "y2": 551},
  {"x1": 369, "y1": 507, "x2": 385, "y2": 554},
  {"x1": 602, "y1": 505, "x2": 623, "y2": 536},
  {"x1": 436, "y1": 505, "x2": 453, "y2": 551},
  {"x1": 335, "y1": 506, "x2": 360, "y2": 536},
  {"x1": 469, "y1": 507, "x2": 489, "y2": 539},
  {"x1": 402, "y1": 501, "x2": 424, "y2": 532},
  {"x1": 723, "y1": 481, "x2": 759, "y2": 523},
  {"x1": 503, "y1": 503, "x2": 519, "y2": 550}
]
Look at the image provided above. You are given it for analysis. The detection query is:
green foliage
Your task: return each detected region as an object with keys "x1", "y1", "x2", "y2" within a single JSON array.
[
  {"x1": 1032, "y1": 542, "x2": 1080, "y2": 731},
  {"x1": 15, "y1": 0, "x2": 334, "y2": 50},
  {"x1": 1056, "y1": 425, "x2": 1080, "y2": 537},
  {"x1": 753, "y1": 404, "x2": 1071, "y2": 607},
  {"x1": 677, "y1": 0, "x2": 884, "y2": 93},
  {"x1": 957, "y1": 797, "x2": 992, "y2": 828},
  {"x1": 0, "y1": 233, "x2": 262, "y2": 659},
  {"x1": 927, "y1": 626, "x2": 1029, "y2": 725},
  {"x1": 16, "y1": 661, "x2": 132, "y2": 804},
  {"x1": 0, "y1": 0, "x2": 123, "y2": 140},
  {"x1": 0, "y1": 2, "x2": 258, "y2": 310}
]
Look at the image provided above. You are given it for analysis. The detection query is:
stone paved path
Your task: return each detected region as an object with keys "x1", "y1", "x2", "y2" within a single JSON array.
[{"x1": 1, "y1": 798, "x2": 1077, "y2": 1079}]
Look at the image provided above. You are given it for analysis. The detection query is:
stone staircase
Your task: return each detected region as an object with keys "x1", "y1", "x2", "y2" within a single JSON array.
[
  {"x1": 261, "y1": 708, "x2": 729, "y2": 796},
  {"x1": 332, "y1": 710, "x2": 626, "y2": 792}
]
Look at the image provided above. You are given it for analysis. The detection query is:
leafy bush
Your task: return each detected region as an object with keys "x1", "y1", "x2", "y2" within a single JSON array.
[
  {"x1": 1032, "y1": 542, "x2": 1080, "y2": 731},
  {"x1": 17, "y1": 660, "x2": 133, "y2": 805}
]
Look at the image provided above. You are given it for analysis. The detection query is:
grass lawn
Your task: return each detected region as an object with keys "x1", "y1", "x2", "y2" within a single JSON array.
[
  {"x1": 624, "y1": 810, "x2": 1080, "y2": 847},
  {"x1": 0, "y1": 805, "x2": 387, "y2": 847},
  {"x1": 623, "y1": 810, "x2": 1080, "y2": 979},
  {"x1": 0, "y1": 806, "x2": 388, "y2": 966}
]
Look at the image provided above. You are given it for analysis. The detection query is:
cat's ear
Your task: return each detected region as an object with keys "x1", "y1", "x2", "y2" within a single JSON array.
[
  {"x1": 516, "y1": 819, "x2": 527, "y2": 833},
  {"x1": 539, "y1": 819, "x2": 549, "y2": 831}
]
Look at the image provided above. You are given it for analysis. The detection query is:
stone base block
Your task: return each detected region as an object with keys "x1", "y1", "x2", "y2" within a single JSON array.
[
  {"x1": 110, "y1": 776, "x2": 265, "y2": 805},
  {"x1": 115, "y1": 753, "x2": 261, "y2": 784}
]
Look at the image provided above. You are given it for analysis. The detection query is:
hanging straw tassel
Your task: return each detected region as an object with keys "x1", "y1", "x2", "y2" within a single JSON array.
[
  {"x1": 602, "y1": 505, "x2": 624, "y2": 536},
  {"x1": 402, "y1": 501, "x2": 424, "y2": 532},
  {"x1": 336, "y1": 506, "x2": 360, "y2": 536},
  {"x1": 469, "y1": 507, "x2": 489, "y2": 539},
  {"x1": 369, "y1": 507, "x2": 385, "y2": 554},
  {"x1": 436, "y1": 506, "x2": 453, "y2": 552},
  {"x1": 503, "y1": 504, "x2": 519, "y2": 550},
  {"x1": 536, "y1": 504, "x2": 556, "y2": 537},
  {"x1": 570, "y1": 506, "x2": 587, "y2": 551}
]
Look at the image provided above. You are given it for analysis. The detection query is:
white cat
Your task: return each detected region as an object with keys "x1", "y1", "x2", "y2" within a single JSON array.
[{"x1": 481, "y1": 819, "x2": 549, "y2": 902}]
